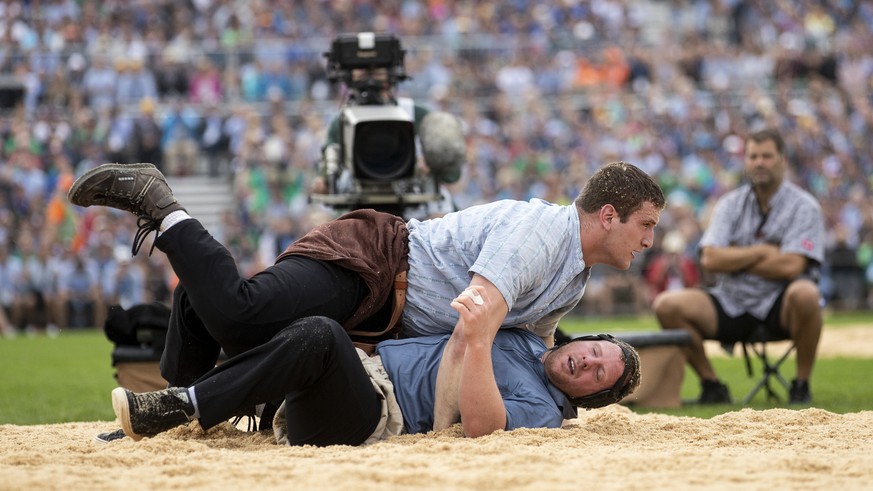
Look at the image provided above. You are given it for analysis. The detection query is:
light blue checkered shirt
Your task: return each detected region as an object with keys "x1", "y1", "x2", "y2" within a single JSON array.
[{"x1": 401, "y1": 199, "x2": 590, "y2": 339}]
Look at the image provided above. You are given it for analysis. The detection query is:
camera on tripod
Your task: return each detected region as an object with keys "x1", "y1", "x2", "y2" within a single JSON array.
[{"x1": 310, "y1": 32, "x2": 464, "y2": 216}]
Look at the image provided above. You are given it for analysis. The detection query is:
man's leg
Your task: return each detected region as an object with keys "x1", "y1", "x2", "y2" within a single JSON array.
[
  {"x1": 157, "y1": 221, "x2": 368, "y2": 386},
  {"x1": 156, "y1": 219, "x2": 365, "y2": 343},
  {"x1": 653, "y1": 288, "x2": 730, "y2": 402},
  {"x1": 158, "y1": 217, "x2": 365, "y2": 345},
  {"x1": 116, "y1": 316, "x2": 382, "y2": 446},
  {"x1": 653, "y1": 288, "x2": 720, "y2": 379},
  {"x1": 780, "y1": 279, "x2": 822, "y2": 402},
  {"x1": 194, "y1": 316, "x2": 382, "y2": 446},
  {"x1": 69, "y1": 164, "x2": 368, "y2": 379},
  {"x1": 160, "y1": 284, "x2": 222, "y2": 387}
]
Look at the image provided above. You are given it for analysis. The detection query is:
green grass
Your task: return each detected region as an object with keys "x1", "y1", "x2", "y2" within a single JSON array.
[
  {"x1": 0, "y1": 330, "x2": 117, "y2": 424},
  {"x1": 1, "y1": 310, "x2": 871, "y2": 425},
  {"x1": 558, "y1": 309, "x2": 873, "y2": 333}
]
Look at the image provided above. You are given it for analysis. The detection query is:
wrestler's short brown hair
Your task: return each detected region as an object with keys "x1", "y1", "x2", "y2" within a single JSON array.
[{"x1": 574, "y1": 162, "x2": 666, "y2": 222}]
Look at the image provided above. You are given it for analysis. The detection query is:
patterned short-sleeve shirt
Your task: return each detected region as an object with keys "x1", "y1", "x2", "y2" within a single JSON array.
[
  {"x1": 699, "y1": 180, "x2": 825, "y2": 319},
  {"x1": 402, "y1": 199, "x2": 590, "y2": 339}
]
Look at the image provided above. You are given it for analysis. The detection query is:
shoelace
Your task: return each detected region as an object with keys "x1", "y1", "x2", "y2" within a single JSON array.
[
  {"x1": 133, "y1": 216, "x2": 161, "y2": 256},
  {"x1": 230, "y1": 413, "x2": 259, "y2": 432},
  {"x1": 230, "y1": 402, "x2": 275, "y2": 432}
]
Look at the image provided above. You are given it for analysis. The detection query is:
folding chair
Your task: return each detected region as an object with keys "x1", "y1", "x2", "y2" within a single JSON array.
[{"x1": 733, "y1": 324, "x2": 796, "y2": 405}]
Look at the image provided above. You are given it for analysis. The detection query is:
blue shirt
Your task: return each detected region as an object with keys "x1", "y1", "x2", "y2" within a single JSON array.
[
  {"x1": 402, "y1": 199, "x2": 590, "y2": 339},
  {"x1": 376, "y1": 328, "x2": 576, "y2": 434}
]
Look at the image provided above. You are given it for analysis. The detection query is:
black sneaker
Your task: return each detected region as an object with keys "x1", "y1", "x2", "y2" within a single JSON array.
[
  {"x1": 68, "y1": 163, "x2": 186, "y2": 255},
  {"x1": 698, "y1": 379, "x2": 732, "y2": 404},
  {"x1": 112, "y1": 386, "x2": 196, "y2": 441},
  {"x1": 789, "y1": 379, "x2": 812, "y2": 405},
  {"x1": 94, "y1": 428, "x2": 127, "y2": 444}
]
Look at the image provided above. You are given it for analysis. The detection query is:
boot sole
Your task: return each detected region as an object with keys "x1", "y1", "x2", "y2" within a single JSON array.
[
  {"x1": 111, "y1": 387, "x2": 144, "y2": 441},
  {"x1": 68, "y1": 163, "x2": 158, "y2": 206}
]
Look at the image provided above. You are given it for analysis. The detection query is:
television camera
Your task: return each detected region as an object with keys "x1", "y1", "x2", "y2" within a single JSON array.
[{"x1": 310, "y1": 32, "x2": 463, "y2": 217}]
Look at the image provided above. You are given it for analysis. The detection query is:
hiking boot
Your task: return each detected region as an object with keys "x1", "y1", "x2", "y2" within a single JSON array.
[
  {"x1": 789, "y1": 379, "x2": 812, "y2": 405},
  {"x1": 94, "y1": 428, "x2": 127, "y2": 444},
  {"x1": 698, "y1": 379, "x2": 732, "y2": 404},
  {"x1": 112, "y1": 386, "x2": 196, "y2": 441},
  {"x1": 68, "y1": 163, "x2": 185, "y2": 255}
]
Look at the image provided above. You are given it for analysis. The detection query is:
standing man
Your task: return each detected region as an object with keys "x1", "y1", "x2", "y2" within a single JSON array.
[{"x1": 653, "y1": 128, "x2": 825, "y2": 404}]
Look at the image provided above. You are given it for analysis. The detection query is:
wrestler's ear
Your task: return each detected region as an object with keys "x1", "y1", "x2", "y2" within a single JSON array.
[{"x1": 600, "y1": 204, "x2": 617, "y2": 228}]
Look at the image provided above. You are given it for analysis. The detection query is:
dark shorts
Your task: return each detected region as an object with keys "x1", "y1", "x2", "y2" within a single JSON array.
[{"x1": 709, "y1": 290, "x2": 789, "y2": 344}]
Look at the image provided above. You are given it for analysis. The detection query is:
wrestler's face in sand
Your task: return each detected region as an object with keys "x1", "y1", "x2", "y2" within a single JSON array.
[{"x1": 542, "y1": 339, "x2": 624, "y2": 399}]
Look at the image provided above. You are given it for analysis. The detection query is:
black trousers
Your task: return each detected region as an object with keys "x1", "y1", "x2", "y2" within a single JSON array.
[
  {"x1": 191, "y1": 316, "x2": 382, "y2": 446},
  {"x1": 156, "y1": 219, "x2": 368, "y2": 387}
]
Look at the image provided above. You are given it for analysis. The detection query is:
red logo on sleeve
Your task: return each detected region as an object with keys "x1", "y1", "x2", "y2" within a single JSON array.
[{"x1": 802, "y1": 239, "x2": 814, "y2": 251}]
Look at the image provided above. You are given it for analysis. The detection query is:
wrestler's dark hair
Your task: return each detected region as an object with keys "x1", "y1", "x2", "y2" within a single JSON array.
[
  {"x1": 574, "y1": 161, "x2": 666, "y2": 223},
  {"x1": 559, "y1": 334, "x2": 641, "y2": 409}
]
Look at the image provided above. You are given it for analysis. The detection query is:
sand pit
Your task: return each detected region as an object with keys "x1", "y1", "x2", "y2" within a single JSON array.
[
  {"x1": 2, "y1": 406, "x2": 872, "y2": 490},
  {"x1": 2, "y1": 324, "x2": 871, "y2": 490}
]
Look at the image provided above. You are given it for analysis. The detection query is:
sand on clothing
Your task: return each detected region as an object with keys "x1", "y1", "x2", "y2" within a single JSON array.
[{"x1": 1, "y1": 325, "x2": 871, "y2": 490}]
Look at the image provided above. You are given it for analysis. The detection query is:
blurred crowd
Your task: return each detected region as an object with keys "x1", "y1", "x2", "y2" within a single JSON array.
[{"x1": 1, "y1": 0, "x2": 872, "y2": 336}]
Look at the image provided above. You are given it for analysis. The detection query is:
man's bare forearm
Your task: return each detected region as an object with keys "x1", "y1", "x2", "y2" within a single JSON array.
[
  {"x1": 700, "y1": 243, "x2": 779, "y2": 273},
  {"x1": 458, "y1": 340, "x2": 506, "y2": 438},
  {"x1": 433, "y1": 328, "x2": 465, "y2": 430},
  {"x1": 435, "y1": 277, "x2": 508, "y2": 434},
  {"x1": 745, "y1": 252, "x2": 808, "y2": 280}
]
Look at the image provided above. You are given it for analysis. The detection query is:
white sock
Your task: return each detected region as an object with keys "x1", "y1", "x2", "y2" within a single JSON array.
[
  {"x1": 159, "y1": 210, "x2": 192, "y2": 234},
  {"x1": 187, "y1": 387, "x2": 201, "y2": 420}
]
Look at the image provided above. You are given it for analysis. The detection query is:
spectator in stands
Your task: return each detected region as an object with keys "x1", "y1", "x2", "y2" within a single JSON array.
[
  {"x1": 644, "y1": 230, "x2": 700, "y2": 303},
  {"x1": 198, "y1": 102, "x2": 230, "y2": 177},
  {"x1": 0, "y1": 242, "x2": 25, "y2": 334},
  {"x1": 111, "y1": 257, "x2": 147, "y2": 310},
  {"x1": 160, "y1": 98, "x2": 201, "y2": 175},
  {"x1": 153, "y1": 51, "x2": 190, "y2": 99},
  {"x1": 58, "y1": 254, "x2": 100, "y2": 329},
  {"x1": 91, "y1": 240, "x2": 120, "y2": 328},
  {"x1": 132, "y1": 98, "x2": 164, "y2": 173},
  {"x1": 24, "y1": 243, "x2": 63, "y2": 336},
  {"x1": 16, "y1": 232, "x2": 55, "y2": 336},
  {"x1": 653, "y1": 129, "x2": 825, "y2": 405},
  {"x1": 188, "y1": 57, "x2": 223, "y2": 105},
  {"x1": 114, "y1": 58, "x2": 158, "y2": 106},
  {"x1": 81, "y1": 55, "x2": 116, "y2": 110},
  {"x1": 823, "y1": 224, "x2": 865, "y2": 310},
  {"x1": 104, "y1": 105, "x2": 136, "y2": 164}
]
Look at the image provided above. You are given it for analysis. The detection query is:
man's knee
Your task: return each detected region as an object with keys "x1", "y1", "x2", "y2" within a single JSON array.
[
  {"x1": 652, "y1": 291, "x2": 683, "y2": 326},
  {"x1": 785, "y1": 279, "x2": 822, "y2": 314},
  {"x1": 274, "y1": 316, "x2": 348, "y2": 352}
]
